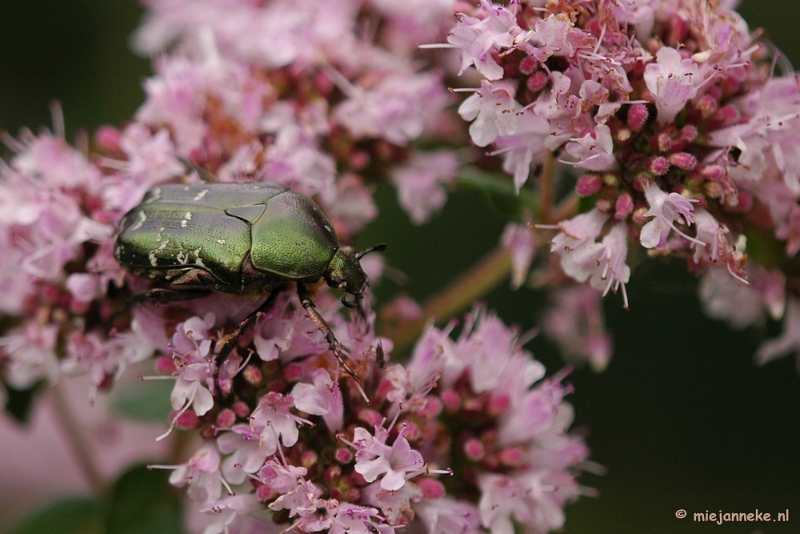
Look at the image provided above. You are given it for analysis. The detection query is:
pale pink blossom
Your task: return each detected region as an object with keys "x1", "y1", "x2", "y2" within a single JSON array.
[
  {"x1": 352, "y1": 424, "x2": 426, "y2": 491},
  {"x1": 563, "y1": 124, "x2": 618, "y2": 172},
  {"x1": 448, "y1": 0, "x2": 519, "y2": 80},
  {"x1": 501, "y1": 222, "x2": 537, "y2": 289},
  {"x1": 458, "y1": 80, "x2": 520, "y2": 147},
  {"x1": 640, "y1": 182, "x2": 701, "y2": 249},
  {"x1": 390, "y1": 151, "x2": 458, "y2": 225},
  {"x1": 644, "y1": 47, "x2": 702, "y2": 125},
  {"x1": 756, "y1": 297, "x2": 800, "y2": 368},
  {"x1": 167, "y1": 443, "x2": 226, "y2": 506},
  {"x1": 217, "y1": 424, "x2": 272, "y2": 485},
  {"x1": 291, "y1": 368, "x2": 344, "y2": 433}
]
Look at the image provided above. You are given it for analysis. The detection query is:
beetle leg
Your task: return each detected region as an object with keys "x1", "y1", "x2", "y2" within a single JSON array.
[
  {"x1": 216, "y1": 288, "x2": 283, "y2": 364},
  {"x1": 112, "y1": 287, "x2": 214, "y2": 327},
  {"x1": 297, "y1": 282, "x2": 339, "y2": 351},
  {"x1": 131, "y1": 287, "x2": 214, "y2": 306},
  {"x1": 297, "y1": 283, "x2": 361, "y2": 382}
]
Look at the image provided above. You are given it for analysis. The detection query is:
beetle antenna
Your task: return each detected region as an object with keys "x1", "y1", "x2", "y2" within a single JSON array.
[{"x1": 355, "y1": 243, "x2": 387, "y2": 260}]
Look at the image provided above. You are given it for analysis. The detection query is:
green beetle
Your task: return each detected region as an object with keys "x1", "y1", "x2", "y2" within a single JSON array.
[{"x1": 114, "y1": 182, "x2": 385, "y2": 360}]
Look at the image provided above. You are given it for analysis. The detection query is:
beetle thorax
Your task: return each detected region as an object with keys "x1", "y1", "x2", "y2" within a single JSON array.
[{"x1": 325, "y1": 247, "x2": 368, "y2": 297}]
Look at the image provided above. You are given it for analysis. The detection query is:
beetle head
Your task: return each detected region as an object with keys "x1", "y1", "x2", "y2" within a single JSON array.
[{"x1": 325, "y1": 243, "x2": 387, "y2": 308}]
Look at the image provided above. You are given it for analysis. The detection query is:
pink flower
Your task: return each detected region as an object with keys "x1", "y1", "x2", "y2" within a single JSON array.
[
  {"x1": 523, "y1": 13, "x2": 595, "y2": 63},
  {"x1": 334, "y1": 71, "x2": 448, "y2": 146},
  {"x1": 563, "y1": 124, "x2": 618, "y2": 172},
  {"x1": 640, "y1": 182, "x2": 701, "y2": 249},
  {"x1": 493, "y1": 109, "x2": 551, "y2": 191},
  {"x1": 756, "y1": 297, "x2": 800, "y2": 367},
  {"x1": 250, "y1": 392, "x2": 307, "y2": 455},
  {"x1": 501, "y1": 222, "x2": 537, "y2": 289},
  {"x1": 330, "y1": 503, "x2": 394, "y2": 534},
  {"x1": 543, "y1": 285, "x2": 613, "y2": 371},
  {"x1": 166, "y1": 443, "x2": 226, "y2": 506},
  {"x1": 352, "y1": 424, "x2": 426, "y2": 491},
  {"x1": 390, "y1": 151, "x2": 458, "y2": 225},
  {"x1": 448, "y1": 0, "x2": 519, "y2": 81},
  {"x1": 414, "y1": 498, "x2": 481, "y2": 534},
  {"x1": 216, "y1": 424, "x2": 273, "y2": 485},
  {"x1": 291, "y1": 368, "x2": 344, "y2": 433},
  {"x1": 550, "y1": 208, "x2": 608, "y2": 253},
  {"x1": 459, "y1": 80, "x2": 520, "y2": 147},
  {"x1": 168, "y1": 314, "x2": 217, "y2": 420},
  {"x1": 644, "y1": 47, "x2": 702, "y2": 125},
  {"x1": 0, "y1": 322, "x2": 60, "y2": 389}
]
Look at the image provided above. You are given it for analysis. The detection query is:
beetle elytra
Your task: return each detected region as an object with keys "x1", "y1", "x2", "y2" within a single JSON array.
[{"x1": 115, "y1": 182, "x2": 385, "y2": 367}]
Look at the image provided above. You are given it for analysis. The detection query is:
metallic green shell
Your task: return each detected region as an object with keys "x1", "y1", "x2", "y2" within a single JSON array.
[
  {"x1": 250, "y1": 190, "x2": 339, "y2": 279},
  {"x1": 115, "y1": 182, "x2": 339, "y2": 291}
]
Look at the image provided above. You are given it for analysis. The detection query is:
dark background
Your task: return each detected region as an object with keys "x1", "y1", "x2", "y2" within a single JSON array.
[{"x1": 1, "y1": 1, "x2": 799, "y2": 532}]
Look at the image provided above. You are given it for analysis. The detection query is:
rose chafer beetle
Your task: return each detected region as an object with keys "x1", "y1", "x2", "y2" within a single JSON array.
[{"x1": 114, "y1": 181, "x2": 385, "y2": 363}]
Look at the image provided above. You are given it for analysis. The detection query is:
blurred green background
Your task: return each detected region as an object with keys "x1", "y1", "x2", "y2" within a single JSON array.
[{"x1": 1, "y1": 1, "x2": 799, "y2": 533}]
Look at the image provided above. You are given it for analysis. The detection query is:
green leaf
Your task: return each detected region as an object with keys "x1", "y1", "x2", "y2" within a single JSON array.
[
  {"x1": 109, "y1": 379, "x2": 172, "y2": 422},
  {"x1": 9, "y1": 497, "x2": 102, "y2": 534},
  {"x1": 456, "y1": 168, "x2": 539, "y2": 222},
  {"x1": 3, "y1": 382, "x2": 40, "y2": 424},
  {"x1": 104, "y1": 463, "x2": 184, "y2": 534}
]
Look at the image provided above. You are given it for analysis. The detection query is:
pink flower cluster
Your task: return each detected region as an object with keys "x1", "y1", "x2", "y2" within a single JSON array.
[
  {"x1": 153, "y1": 305, "x2": 588, "y2": 534},
  {"x1": 0, "y1": 1, "x2": 590, "y2": 532},
  {"x1": 0, "y1": 0, "x2": 458, "y2": 401},
  {"x1": 450, "y1": 0, "x2": 800, "y2": 367}
]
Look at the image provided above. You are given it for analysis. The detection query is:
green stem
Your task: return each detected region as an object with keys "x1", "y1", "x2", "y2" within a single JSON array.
[
  {"x1": 51, "y1": 383, "x2": 106, "y2": 496},
  {"x1": 382, "y1": 247, "x2": 512, "y2": 354},
  {"x1": 380, "y1": 152, "x2": 575, "y2": 355}
]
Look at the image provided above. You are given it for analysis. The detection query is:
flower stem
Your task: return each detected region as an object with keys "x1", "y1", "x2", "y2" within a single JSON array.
[
  {"x1": 539, "y1": 151, "x2": 556, "y2": 223},
  {"x1": 50, "y1": 383, "x2": 106, "y2": 496},
  {"x1": 380, "y1": 152, "x2": 567, "y2": 354},
  {"x1": 381, "y1": 247, "x2": 512, "y2": 354}
]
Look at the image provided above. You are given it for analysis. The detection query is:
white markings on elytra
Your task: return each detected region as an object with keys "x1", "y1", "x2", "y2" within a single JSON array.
[
  {"x1": 149, "y1": 239, "x2": 170, "y2": 266},
  {"x1": 180, "y1": 211, "x2": 193, "y2": 228},
  {"x1": 144, "y1": 187, "x2": 162, "y2": 203},
  {"x1": 193, "y1": 189, "x2": 209, "y2": 201},
  {"x1": 217, "y1": 239, "x2": 226, "y2": 245},
  {"x1": 129, "y1": 211, "x2": 147, "y2": 231}
]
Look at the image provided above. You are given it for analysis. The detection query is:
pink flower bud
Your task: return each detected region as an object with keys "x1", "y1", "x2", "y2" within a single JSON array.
[
  {"x1": 694, "y1": 94, "x2": 718, "y2": 119},
  {"x1": 283, "y1": 363, "x2": 304, "y2": 382},
  {"x1": 243, "y1": 365, "x2": 263, "y2": 385},
  {"x1": 417, "y1": 478, "x2": 446, "y2": 499},
  {"x1": 358, "y1": 408, "x2": 384, "y2": 427},
  {"x1": 487, "y1": 394, "x2": 510, "y2": 415},
  {"x1": 232, "y1": 401, "x2": 251, "y2": 417},
  {"x1": 647, "y1": 156, "x2": 670, "y2": 176},
  {"x1": 301, "y1": 450, "x2": 318, "y2": 468},
  {"x1": 576, "y1": 174, "x2": 603, "y2": 196},
  {"x1": 464, "y1": 437, "x2": 485, "y2": 461},
  {"x1": 627, "y1": 103, "x2": 649, "y2": 132},
  {"x1": 440, "y1": 389, "x2": 461, "y2": 412},
  {"x1": 699, "y1": 164, "x2": 725, "y2": 180},
  {"x1": 95, "y1": 125, "x2": 121, "y2": 151},
  {"x1": 655, "y1": 132, "x2": 672, "y2": 153},
  {"x1": 668, "y1": 152, "x2": 697, "y2": 170},
  {"x1": 526, "y1": 71, "x2": 548, "y2": 92},
  {"x1": 520, "y1": 56, "x2": 539, "y2": 75},
  {"x1": 677, "y1": 125, "x2": 698, "y2": 144},
  {"x1": 156, "y1": 356, "x2": 176, "y2": 374},
  {"x1": 712, "y1": 104, "x2": 741, "y2": 127},
  {"x1": 176, "y1": 409, "x2": 199, "y2": 429},
  {"x1": 615, "y1": 193, "x2": 634, "y2": 220},
  {"x1": 216, "y1": 408, "x2": 236, "y2": 428},
  {"x1": 335, "y1": 447, "x2": 354, "y2": 464},
  {"x1": 499, "y1": 446, "x2": 525, "y2": 467}
]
